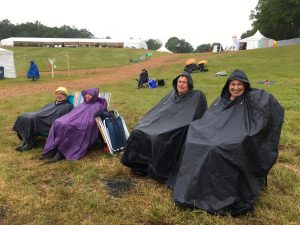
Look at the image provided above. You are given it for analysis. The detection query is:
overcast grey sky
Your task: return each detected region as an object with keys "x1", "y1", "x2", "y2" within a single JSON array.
[{"x1": 1, "y1": 0, "x2": 258, "y2": 48}]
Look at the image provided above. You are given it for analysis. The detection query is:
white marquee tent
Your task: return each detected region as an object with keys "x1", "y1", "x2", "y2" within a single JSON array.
[
  {"x1": 157, "y1": 44, "x2": 173, "y2": 53},
  {"x1": 0, "y1": 48, "x2": 16, "y2": 78},
  {"x1": 239, "y1": 30, "x2": 274, "y2": 50},
  {"x1": 124, "y1": 38, "x2": 148, "y2": 49}
]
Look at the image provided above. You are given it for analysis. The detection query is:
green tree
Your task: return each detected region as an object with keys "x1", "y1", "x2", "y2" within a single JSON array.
[
  {"x1": 165, "y1": 37, "x2": 194, "y2": 53},
  {"x1": 250, "y1": 0, "x2": 300, "y2": 40},
  {"x1": 194, "y1": 43, "x2": 212, "y2": 53},
  {"x1": 240, "y1": 29, "x2": 256, "y2": 39},
  {"x1": 0, "y1": 19, "x2": 15, "y2": 39},
  {"x1": 146, "y1": 39, "x2": 162, "y2": 50},
  {"x1": 0, "y1": 19, "x2": 94, "y2": 39}
]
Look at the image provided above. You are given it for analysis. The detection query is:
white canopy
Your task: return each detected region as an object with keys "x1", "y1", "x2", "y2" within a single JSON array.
[
  {"x1": 124, "y1": 38, "x2": 148, "y2": 49},
  {"x1": 156, "y1": 44, "x2": 173, "y2": 53},
  {"x1": 239, "y1": 30, "x2": 274, "y2": 50},
  {"x1": 0, "y1": 48, "x2": 16, "y2": 78},
  {"x1": 1, "y1": 37, "x2": 148, "y2": 49}
]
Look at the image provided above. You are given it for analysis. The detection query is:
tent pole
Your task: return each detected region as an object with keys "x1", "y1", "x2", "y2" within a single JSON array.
[{"x1": 67, "y1": 52, "x2": 70, "y2": 76}]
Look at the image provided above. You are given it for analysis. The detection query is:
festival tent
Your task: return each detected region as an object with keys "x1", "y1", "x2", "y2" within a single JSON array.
[
  {"x1": 0, "y1": 47, "x2": 16, "y2": 78},
  {"x1": 239, "y1": 30, "x2": 274, "y2": 50},
  {"x1": 124, "y1": 38, "x2": 148, "y2": 49},
  {"x1": 157, "y1": 44, "x2": 173, "y2": 53}
]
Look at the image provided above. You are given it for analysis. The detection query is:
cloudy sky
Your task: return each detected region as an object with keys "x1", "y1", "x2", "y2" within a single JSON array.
[{"x1": 1, "y1": 0, "x2": 258, "y2": 48}]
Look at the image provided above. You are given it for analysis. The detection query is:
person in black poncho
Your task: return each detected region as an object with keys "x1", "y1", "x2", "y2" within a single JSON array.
[
  {"x1": 13, "y1": 87, "x2": 73, "y2": 152},
  {"x1": 171, "y1": 69, "x2": 284, "y2": 216},
  {"x1": 122, "y1": 71, "x2": 208, "y2": 183}
]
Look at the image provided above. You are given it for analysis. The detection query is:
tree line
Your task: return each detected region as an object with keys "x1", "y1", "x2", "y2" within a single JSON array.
[
  {"x1": 0, "y1": 19, "x2": 94, "y2": 40},
  {"x1": 1, "y1": 0, "x2": 299, "y2": 53},
  {"x1": 146, "y1": 38, "x2": 221, "y2": 53},
  {"x1": 151, "y1": 0, "x2": 299, "y2": 53},
  {"x1": 241, "y1": 0, "x2": 299, "y2": 40}
]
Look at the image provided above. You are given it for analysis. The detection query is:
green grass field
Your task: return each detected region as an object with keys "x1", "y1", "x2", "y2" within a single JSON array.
[
  {"x1": 0, "y1": 46, "x2": 299, "y2": 225},
  {"x1": 4, "y1": 47, "x2": 165, "y2": 73}
]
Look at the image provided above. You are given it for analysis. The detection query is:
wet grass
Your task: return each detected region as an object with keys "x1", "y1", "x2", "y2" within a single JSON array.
[{"x1": 0, "y1": 45, "x2": 299, "y2": 224}]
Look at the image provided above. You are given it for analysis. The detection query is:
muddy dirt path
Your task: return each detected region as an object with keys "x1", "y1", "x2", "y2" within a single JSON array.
[{"x1": 0, "y1": 54, "x2": 184, "y2": 99}]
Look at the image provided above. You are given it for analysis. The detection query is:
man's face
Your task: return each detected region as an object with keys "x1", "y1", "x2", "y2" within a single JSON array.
[
  {"x1": 177, "y1": 76, "x2": 189, "y2": 96},
  {"x1": 55, "y1": 92, "x2": 67, "y2": 102}
]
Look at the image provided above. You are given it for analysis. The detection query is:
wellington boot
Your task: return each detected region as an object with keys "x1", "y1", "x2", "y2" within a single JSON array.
[
  {"x1": 39, "y1": 150, "x2": 56, "y2": 160},
  {"x1": 15, "y1": 141, "x2": 26, "y2": 151},
  {"x1": 20, "y1": 144, "x2": 34, "y2": 152},
  {"x1": 47, "y1": 151, "x2": 65, "y2": 163}
]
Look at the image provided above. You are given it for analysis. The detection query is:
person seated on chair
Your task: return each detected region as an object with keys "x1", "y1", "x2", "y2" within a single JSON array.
[
  {"x1": 13, "y1": 87, "x2": 73, "y2": 152},
  {"x1": 40, "y1": 88, "x2": 107, "y2": 163},
  {"x1": 138, "y1": 68, "x2": 149, "y2": 88},
  {"x1": 171, "y1": 69, "x2": 284, "y2": 216},
  {"x1": 122, "y1": 71, "x2": 208, "y2": 183}
]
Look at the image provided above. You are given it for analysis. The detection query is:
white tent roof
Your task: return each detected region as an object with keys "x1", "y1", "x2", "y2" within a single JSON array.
[
  {"x1": 157, "y1": 44, "x2": 173, "y2": 53},
  {"x1": 240, "y1": 30, "x2": 267, "y2": 42},
  {"x1": 124, "y1": 38, "x2": 148, "y2": 49},
  {"x1": 239, "y1": 30, "x2": 274, "y2": 50},
  {"x1": 0, "y1": 37, "x2": 125, "y2": 46},
  {"x1": 0, "y1": 47, "x2": 16, "y2": 78},
  {"x1": 1, "y1": 37, "x2": 149, "y2": 49}
]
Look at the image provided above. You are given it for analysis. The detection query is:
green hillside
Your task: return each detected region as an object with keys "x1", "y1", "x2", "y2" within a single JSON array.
[
  {"x1": 4, "y1": 47, "x2": 164, "y2": 73},
  {"x1": 0, "y1": 45, "x2": 299, "y2": 225}
]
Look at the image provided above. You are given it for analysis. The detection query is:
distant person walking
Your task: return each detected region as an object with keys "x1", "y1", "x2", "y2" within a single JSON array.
[{"x1": 27, "y1": 60, "x2": 40, "y2": 81}]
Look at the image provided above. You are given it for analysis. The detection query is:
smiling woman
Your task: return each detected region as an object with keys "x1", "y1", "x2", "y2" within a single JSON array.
[
  {"x1": 222, "y1": 69, "x2": 251, "y2": 101},
  {"x1": 229, "y1": 80, "x2": 245, "y2": 100},
  {"x1": 171, "y1": 69, "x2": 285, "y2": 216}
]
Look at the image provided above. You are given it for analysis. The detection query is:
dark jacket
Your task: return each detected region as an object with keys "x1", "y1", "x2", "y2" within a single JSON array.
[{"x1": 139, "y1": 71, "x2": 149, "y2": 82}]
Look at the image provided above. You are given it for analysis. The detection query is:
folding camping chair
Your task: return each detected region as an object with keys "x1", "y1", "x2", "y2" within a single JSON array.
[
  {"x1": 68, "y1": 91, "x2": 129, "y2": 155},
  {"x1": 95, "y1": 111, "x2": 130, "y2": 155}
]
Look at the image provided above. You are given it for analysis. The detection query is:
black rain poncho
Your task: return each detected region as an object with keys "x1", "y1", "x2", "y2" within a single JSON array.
[
  {"x1": 172, "y1": 70, "x2": 284, "y2": 216},
  {"x1": 13, "y1": 100, "x2": 73, "y2": 143},
  {"x1": 121, "y1": 72, "x2": 207, "y2": 183}
]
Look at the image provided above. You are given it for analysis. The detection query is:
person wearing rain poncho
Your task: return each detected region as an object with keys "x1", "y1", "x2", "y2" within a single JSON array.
[
  {"x1": 171, "y1": 69, "x2": 284, "y2": 216},
  {"x1": 13, "y1": 87, "x2": 73, "y2": 152},
  {"x1": 27, "y1": 61, "x2": 40, "y2": 81},
  {"x1": 40, "y1": 88, "x2": 107, "y2": 163},
  {"x1": 121, "y1": 71, "x2": 208, "y2": 183}
]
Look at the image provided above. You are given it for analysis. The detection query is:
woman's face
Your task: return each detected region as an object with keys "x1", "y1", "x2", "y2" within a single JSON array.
[
  {"x1": 229, "y1": 80, "x2": 245, "y2": 100},
  {"x1": 84, "y1": 93, "x2": 93, "y2": 102}
]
